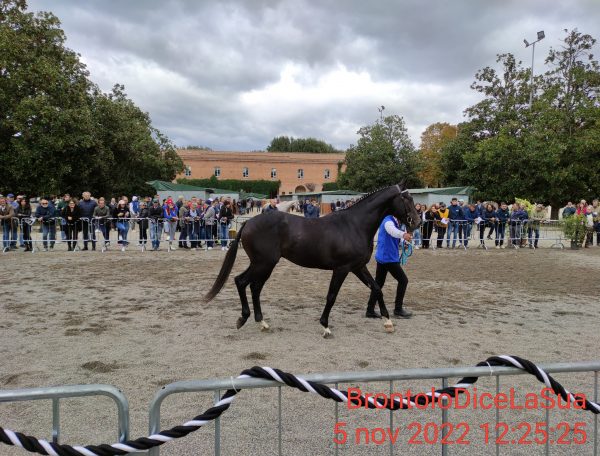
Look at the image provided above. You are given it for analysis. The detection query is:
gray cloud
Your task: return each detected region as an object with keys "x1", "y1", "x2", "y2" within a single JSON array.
[{"x1": 27, "y1": 0, "x2": 600, "y2": 150}]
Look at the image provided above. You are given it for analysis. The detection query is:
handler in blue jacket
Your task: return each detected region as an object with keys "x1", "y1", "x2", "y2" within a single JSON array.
[{"x1": 365, "y1": 215, "x2": 414, "y2": 319}]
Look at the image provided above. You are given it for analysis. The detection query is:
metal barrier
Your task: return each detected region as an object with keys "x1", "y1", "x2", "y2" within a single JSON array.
[
  {"x1": 3, "y1": 217, "x2": 599, "y2": 253},
  {"x1": 412, "y1": 220, "x2": 572, "y2": 250},
  {"x1": 0, "y1": 216, "x2": 245, "y2": 253},
  {"x1": 148, "y1": 361, "x2": 600, "y2": 456},
  {"x1": 0, "y1": 384, "x2": 130, "y2": 446}
]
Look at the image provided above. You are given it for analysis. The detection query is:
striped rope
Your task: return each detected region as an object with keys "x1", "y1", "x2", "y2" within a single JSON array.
[{"x1": 1, "y1": 355, "x2": 599, "y2": 455}]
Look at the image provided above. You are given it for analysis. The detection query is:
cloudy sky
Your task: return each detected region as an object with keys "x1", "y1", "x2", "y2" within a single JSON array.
[{"x1": 27, "y1": 0, "x2": 600, "y2": 151}]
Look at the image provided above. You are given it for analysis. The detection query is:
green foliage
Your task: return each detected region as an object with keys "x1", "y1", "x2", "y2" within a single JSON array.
[
  {"x1": 439, "y1": 29, "x2": 600, "y2": 207},
  {"x1": 267, "y1": 136, "x2": 340, "y2": 153},
  {"x1": 0, "y1": 0, "x2": 183, "y2": 197},
  {"x1": 338, "y1": 114, "x2": 422, "y2": 192},
  {"x1": 183, "y1": 145, "x2": 213, "y2": 150},
  {"x1": 561, "y1": 214, "x2": 588, "y2": 245},
  {"x1": 178, "y1": 178, "x2": 280, "y2": 197},
  {"x1": 322, "y1": 182, "x2": 339, "y2": 191}
]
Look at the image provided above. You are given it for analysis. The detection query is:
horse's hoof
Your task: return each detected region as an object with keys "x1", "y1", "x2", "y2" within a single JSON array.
[
  {"x1": 384, "y1": 318, "x2": 394, "y2": 333},
  {"x1": 322, "y1": 326, "x2": 332, "y2": 338},
  {"x1": 259, "y1": 320, "x2": 270, "y2": 331},
  {"x1": 237, "y1": 317, "x2": 248, "y2": 329}
]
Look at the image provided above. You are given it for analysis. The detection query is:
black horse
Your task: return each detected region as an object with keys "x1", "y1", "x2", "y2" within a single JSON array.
[{"x1": 204, "y1": 183, "x2": 421, "y2": 336}]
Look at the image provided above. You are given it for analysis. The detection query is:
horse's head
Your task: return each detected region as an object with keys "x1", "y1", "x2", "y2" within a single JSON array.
[{"x1": 390, "y1": 183, "x2": 421, "y2": 232}]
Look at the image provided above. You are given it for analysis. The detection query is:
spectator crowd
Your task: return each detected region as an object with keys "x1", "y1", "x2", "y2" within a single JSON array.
[
  {"x1": 410, "y1": 198, "x2": 600, "y2": 250},
  {"x1": 1, "y1": 191, "x2": 599, "y2": 253}
]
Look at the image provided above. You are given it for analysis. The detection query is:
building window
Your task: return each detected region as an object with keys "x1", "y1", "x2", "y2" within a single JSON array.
[
  {"x1": 324, "y1": 169, "x2": 330, "y2": 179},
  {"x1": 297, "y1": 168, "x2": 304, "y2": 179},
  {"x1": 184, "y1": 165, "x2": 192, "y2": 177},
  {"x1": 271, "y1": 168, "x2": 277, "y2": 178},
  {"x1": 214, "y1": 167, "x2": 221, "y2": 177},
  {"x1": 242, "y1": 167, "x2": 249, "y2": 178}
]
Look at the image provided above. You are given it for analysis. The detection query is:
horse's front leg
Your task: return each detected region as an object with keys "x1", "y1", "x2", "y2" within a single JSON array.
[
  {"x1": 319, "y1": 268, "x2": 349, "y2": 338},
  {"x1": 353, "y1": 265, "x2": 394, "y2": 333}
]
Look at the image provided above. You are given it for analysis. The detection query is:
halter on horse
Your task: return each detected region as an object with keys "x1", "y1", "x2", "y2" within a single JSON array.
[{"x1": 204, "y1": 183, "x2": 421, "y2": 337}]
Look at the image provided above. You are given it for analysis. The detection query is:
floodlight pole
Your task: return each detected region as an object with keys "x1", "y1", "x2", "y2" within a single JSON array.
[{"x1": 524, "y1": 31, "x2": 545, "y2": 108}]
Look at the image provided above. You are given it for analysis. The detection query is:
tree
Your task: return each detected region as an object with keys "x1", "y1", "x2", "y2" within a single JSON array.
[
  {"x1": 337, "y1": 114, "x2": 422, "y2": 192},
  {"x1": 1, "y1": 0, "x2": 95, "y2": 195},
  {"x1": 440, "y1": 29, "x2": 600, "y2": 206},
  {"x1": 0, "y1": 0, "x2": 183, "y2": 197},
  {"x1": 417, "y1": 122, "x2": 457, "y2": 187},
  {"x1": 184, "y1": 145, "x2": 213, "y2": 150},
  {"x1": 266, "y1": 136, "x2": 340, "y2": 153},
  {"x1": 88, "y1": 84, "x2": 183, "y2": 197}
]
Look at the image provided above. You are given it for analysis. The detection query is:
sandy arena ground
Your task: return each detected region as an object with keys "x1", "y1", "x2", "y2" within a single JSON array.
[{"x1": 1, "y1": 243, "x2": 599, "y2": 455}]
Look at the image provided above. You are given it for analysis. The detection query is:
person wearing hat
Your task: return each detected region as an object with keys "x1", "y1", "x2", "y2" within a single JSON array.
[
  {"x1": 529, "y1": 204, "x2": 547, "y2": 249},
  {"x1": 113, "y1": 199, "x2": 130, "y2": 251},
  {"x1": 148, "y1": 199, "x2": 163, "y2": 251},
  {"x1": 434, "y1": 203, "x2": 449, "y2": 248},
  {"x1": 163, "y1": 198, "x2": 179, "y2": 250}
]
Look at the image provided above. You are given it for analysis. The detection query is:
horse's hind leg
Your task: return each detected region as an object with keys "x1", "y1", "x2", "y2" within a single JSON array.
[
  {"x1": 249, "y1": 263, "x2": 276, "y2": 331},
  {"x1": 234, "y1": 267, "x2": 252, "y2": 329}
]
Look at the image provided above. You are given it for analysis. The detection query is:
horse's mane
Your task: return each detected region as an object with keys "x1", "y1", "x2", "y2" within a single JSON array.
[{"x1": 334, "y1": 185, "x2": 394, "y2": 213}]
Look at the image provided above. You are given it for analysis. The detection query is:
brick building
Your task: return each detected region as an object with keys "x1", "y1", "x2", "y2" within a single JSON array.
[{"x1": 176, "y1": 150, "x2": 346, "y2": 195}]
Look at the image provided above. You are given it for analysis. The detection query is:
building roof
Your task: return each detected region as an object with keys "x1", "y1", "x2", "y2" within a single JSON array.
[
  {"x1": 147, "y1": 180, "x2": 238, "y2": 195},
  {"x1": 407, "y1": 186, "x2": 475, "y2": 195},
  {"x1": 240, "y1": 192, "x2": 268, "y2": 199},
  {"x1": 290, "y1": 190, "x2": 365, "y2": 197},
  {"x1": 146, "y1": 180, "x2": 206, "y2": 192},
  {"x1": 177, "y1": 149, "x2": 345, "y2": 164}
]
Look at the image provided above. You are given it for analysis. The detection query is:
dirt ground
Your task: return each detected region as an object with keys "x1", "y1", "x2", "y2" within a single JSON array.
[{"x1": 1, "y1": 246, "x2": 599, "y2": 455}]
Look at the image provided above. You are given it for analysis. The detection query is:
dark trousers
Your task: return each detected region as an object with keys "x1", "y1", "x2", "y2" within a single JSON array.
[
  {"x1": 22, "y1": 223, "x2": 32, "y2": 249},
  {"x1": 179, "y1": 224, "x2": 188, "y2": 247},
  {"x1": 139, "y1": 228, "x2": 148, "y2": 245},
  {"x1": 366, "y1": 262, "x2": 408, "y2": 313},
  {"x1": 66, "y1": 224, "x2": 79, "y2": 250},
  {"x1": 436, "y1": 226, "x2": 447, "y2": 248},
  {"x1": 479, "y1": 223, "x2": 486, "y2": 244},
  {"x1": 81, "y1": 219, "x2": 95, "y2": 247},
  {"x1": 422, "y1": 222, "x2": 433, "y2": 248}
]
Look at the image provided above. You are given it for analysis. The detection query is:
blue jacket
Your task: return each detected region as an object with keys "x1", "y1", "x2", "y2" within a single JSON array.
[
  {"x1": 35, "y1": 205, "x2": 55, "y2": 224},
  {"x1": 304, "y1": 204, "x2": 319, "y2": 218},
  {"x1": 464, "y1": 208, "x2": 479, "y2": 222},
  {"x1": 496, "y1": 208, "x2": 509, "y2": 223},
  {"x1": 482, "y1": 209, "x2": 496, "y2": 223},
  {"x1": 78, "y1": 199, "x2": 97, "y2": 218},
  {"x1": 163, "y1": 206, "x2": 178, "y2": 220},
  {"x1": 375, "y1": 215, "x2": 403, "y2": 264},
  {"x1": 448, "y1": 204, "x2": 464, "y2": 221},
  {"x1": 510, "y1": 209, "x2": 528, "y2": 223}
]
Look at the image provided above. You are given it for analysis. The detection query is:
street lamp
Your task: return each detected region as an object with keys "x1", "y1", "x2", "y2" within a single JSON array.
[
  {"x1": 378, "y1": 105, "x2": 385, "y2": 120},
  {"x1": 524, "y1": 30, "x2": 545, "y2": 108}
]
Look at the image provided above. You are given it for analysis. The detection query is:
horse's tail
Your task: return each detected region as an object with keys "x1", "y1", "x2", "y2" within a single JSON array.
[{"x1": 203, "y1": 221, "x2": 247, "y2": 302}]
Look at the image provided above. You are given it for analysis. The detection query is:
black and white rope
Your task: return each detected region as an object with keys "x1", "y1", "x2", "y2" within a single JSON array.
[{"x1": 1, "y1": 355, "x2": 598, "y2": 455}]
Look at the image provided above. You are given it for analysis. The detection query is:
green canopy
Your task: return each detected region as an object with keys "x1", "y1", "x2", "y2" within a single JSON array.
[
  {"x1": 407, "y1": 186, "x2": 475, "y2": 195},
  {"x1": 146, "y1": 180, "x2": 206, "y2": 192}
]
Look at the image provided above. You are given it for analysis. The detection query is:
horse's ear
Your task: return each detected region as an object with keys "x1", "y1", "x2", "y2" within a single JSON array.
[{"x1": 398, "y1": 179, "x2": 406, "y2": 189}]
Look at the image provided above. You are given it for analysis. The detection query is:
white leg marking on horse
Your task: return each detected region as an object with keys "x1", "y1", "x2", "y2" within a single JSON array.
[
  {"x1": 322, "y1": 326, "x2": 332, "y2": 338},
  {"x1": 260, "y1": 320, "x2": 270, "y2": 331},
  {"x1": 384, "y1": 318, "x2": 394, "y2": 333}
]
